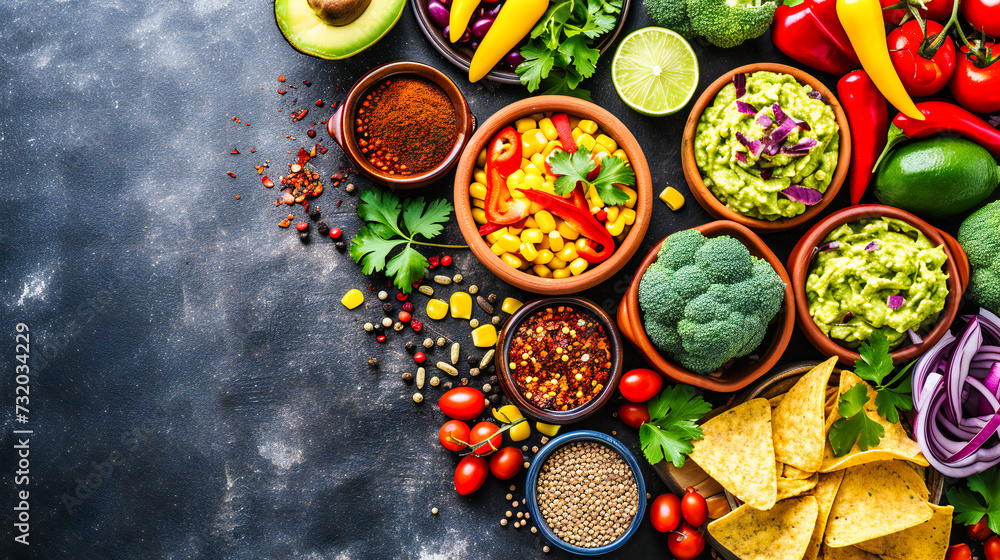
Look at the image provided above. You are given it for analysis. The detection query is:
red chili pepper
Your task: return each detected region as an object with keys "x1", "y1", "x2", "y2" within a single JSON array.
[
  {"x1": 516, "y1": 189, "x2": 614, "y2": 264},
  {"x1": 837, "y1": 70, "x2": 888, "y2": 205},
  {"x1": 478, "y1": 222, "x2": 506, "y2": 236},
  {"x1": 487, "y1": 126, "x2": 522, "y2": 178},
  {"x1": 875, "y1": 101, "x2": 1000, "y2": 171},
  {"x1": 570, "y1": 184, "x2": 590, "y2": 213},
  {"x1": 484, "y1": 167, "x2": 528, "y2": 225},
  {"x1": 771, "y1": 0, "x2": 861, "y2": 76},
  {"x1": 551, "y1": 113, "x2": 578, "y2": 153}
]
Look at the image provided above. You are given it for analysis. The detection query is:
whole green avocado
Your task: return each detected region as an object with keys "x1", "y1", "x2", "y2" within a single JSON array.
[{"x1": 958, "y1": 200, "x2": 1000, "y2": 314}]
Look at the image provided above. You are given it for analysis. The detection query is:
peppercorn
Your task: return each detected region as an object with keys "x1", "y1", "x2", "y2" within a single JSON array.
[
  {"x1": 489, "y1": 394, "x2": 500, "y2": 405},
  {"x1": 368, "y1": 357, "x2": 379, "y2": 368},
  {"x1": 452, "y1": 274, "x2": 463, "y2": 283},
  {"x1": 363, "y1": 323, "x2": 374, "y2": 332},
  {"x1": 402, "y1": 372, "x2": 413, "y2": 382},
  {"x1": 492, "y1": 316, "x2": 501, "y2": 325},
  {"x1": 414, "y1": 352, "x2": 426, "y2": 364},
  {"x1": 488, "y1": 375, "x2": 498, "y2": 385},
  {"x1": 317, "y1": 222, "x2": 330, "y2": 235},
  {"x1": 405, "y1": 341, "x2": 415, "y2": 353},
  {"x1": 393, "y1": 322, "x2": 404, "y2": 332},
  {"x1": 307, "y1": 206, "x2": 321, "y2": 220},
  {"x1": 441, "y1": 255, "x2": 453, "y2": 267},
  {"x1": 423, "y1": 338, "x2": 434, "y2": 348},
  {"x1": 413, "y1": 393, "x2": 423, "y2": 403},
  {"x1": 436, "y1": 337, "x2": 447, "y2": 347},
  {"x1": 378, "y1": 291, "x2": 388, "y2": 300},
  {"x1": 469, "y1": 319, "x2": 479, "y2": 328},
  {"x1": 469, "y1": 285, "x2": 478, "y2": 294},
  {"x1": 334, "y1": 242, "x2": 345, "y2": 251},
  {"x1": 372, "y1": 324, "x2": 384, "y2": 335},
  {"x1": 402, "y1": 301, "x2": 413, "y2": 312},
  {"x1": 483, "y1": 383, "x2": 493, "y2": 393},
  {"x1": 307, "y1": 129, "x2": 316, "y2": 138},
  {"x1": 431, "y1": 507, "x2": 438, "y2": 515},
  {"x1": 469, "y1": 367, "x2": 481, "y2": 377},
  {"x1": 442, "y1": 381, "x2": 453, "y2": 390},
  {"x1": 298, "y1": 232, "x2": 310, "y2": 242},
  {"x1": 430, "y1": 376, "x2": 440, "y2": 387},
  {"x1": 329, "y1": 227, "x2": 342, "y2": 239},
  {"x1": 381, "y1": 317, "x2": 392, "y2": 328},
  {"x1": 487, "y1": 293, "x2": 498, "y2": 304},
  {"x1": 382, "y1": 303, "x2": 393, "y2": 314},
  {"x1": 461, "y1": 378, "x2": 469, "y2": 386}
]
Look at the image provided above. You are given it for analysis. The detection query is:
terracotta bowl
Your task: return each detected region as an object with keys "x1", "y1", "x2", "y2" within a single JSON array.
[
  {"x1": 495, "y1": 297, "x2": 623, "y2": 424},
  {"x1": 326, "y1": 61, "x2": 475, "y2": 189},
  {"x1": 681, "y1": 63, "x2": 852, "y2": 233},
  {"x1": 411, "y1": 0, "x2": 631, "y2": 85},
  {"x1": 454, "y1": 95, "x2": 653, "y2": 294},
  {"x1": 787, "y1": 204, "x2": 970, "y2": 365},
  {"x1": 616, "y1": 220, "x2": 795, "y2": 393}
]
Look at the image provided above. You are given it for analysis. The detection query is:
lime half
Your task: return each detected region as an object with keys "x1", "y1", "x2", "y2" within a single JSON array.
[{"x1": 612, "y1": 27, "x2": 699, "y2": 117}]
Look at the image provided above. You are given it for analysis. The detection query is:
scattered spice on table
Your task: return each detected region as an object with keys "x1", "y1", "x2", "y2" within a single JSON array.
[{"x1": 509, "y1": 306, "x2": 612, "y2": 411}]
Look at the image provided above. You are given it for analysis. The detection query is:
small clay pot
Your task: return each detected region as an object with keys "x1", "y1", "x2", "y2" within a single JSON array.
[
  {"x1": 453, "y1": 95, "x2": 652, "y2": 294},
  {"x1": 787, "y1": 204, "x2": 970, "y2": 365},
  {"x1": 681, "y1": 63, "x2": 852, "y2": 232},
  {"x1": 327, "y1": 61, "x2": 475, "y2": 189},
  {"x1": 616, "y1": 220, "x2": 795, "y2": 393}
]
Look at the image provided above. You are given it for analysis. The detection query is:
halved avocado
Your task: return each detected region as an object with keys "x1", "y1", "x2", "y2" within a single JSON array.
[{"x1": 275, "y1": 0, "x2": 406, "y2": 60}]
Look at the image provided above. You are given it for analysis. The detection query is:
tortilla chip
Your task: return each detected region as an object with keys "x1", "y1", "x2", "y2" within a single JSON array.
[
  {"x1": 770, "y1": 394, "x2": 785, "y2": 408},
  {"x1": 804, "y1": 470, "x2": 847, "y2": 560},
  {"x1": 821, "y1": 372, "x2": 928, "y2": 472},
  {"x1": 784, "y1": 464, "x2": 815, "y2": 480},
  {"x1": 708, "y1": 496, "x2": 818, "y2": 560},
  {"x1": 776, "y1": 461, "x2": 784, "y2": 478},
  {"x1": 690, "y1": 398, "x2": 777, "y2": 510},
  {"x1": 777, "y1": 474, "x2": 818, "y2": 501},
  {"x1": 854, "y1": 504, "x2": 952, "y2": 560},
  {"x1": 822, "y1": 545, "x2": 881, "y2": 560},
  {"x1": 772, "y1": 357, "x2": 838, "y2": 472},
  {"x1": 824, "y1": 460, "x2": 933, "y2": 547}
]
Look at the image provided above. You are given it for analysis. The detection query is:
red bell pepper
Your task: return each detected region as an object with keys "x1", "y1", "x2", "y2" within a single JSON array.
[
  {"x1": 485, "y1": 167, "x2": 528, "y2": 225},
  {"x1": 487, "y1": 126, "x2": 522, "y2": 178},
  {"x1": 551, "y1": 113, "x2": 578, "y2": 153},
  {"x1": 771, "y1": 0, "x2": 861, "y2": 76},
  {"x1": 571, "y1": 183, "x2": 590, "y2": 213},
  {"x1": 516, "y1": 189, "x2": 615, "y2": 264},
  {"x1": 874, "y1": 101, "x2": 1000, "y2": 171},
  {"x1": 837, "y1": 70, "x2": 888, "y2": 205}
]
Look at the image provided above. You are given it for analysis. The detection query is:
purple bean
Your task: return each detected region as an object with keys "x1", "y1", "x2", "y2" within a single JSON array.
[
  {"x1": 442, "y1": 25, "x2": 450, "y2": 39},
  {"x1": 486, "y1": 2, "x2": 502, "y2": 17},
  {"x1": 504, "y1": 51, "x2": 525, "y2": 68},
  {"x1": 474, "y1": 6, "x2": 485, "y2": 18},
  {"x1": 470, "y1": 41, "x2": 480, "y2": 51},
  {"x1": 458, "y1": 26, "x2": 471, "y2": 43},
  {"x1": 428, "y1": 0, "x2": 449, "y2": 28},
  {"x1": 471, "y1": 17, "x2": 494, "y2": 38}
]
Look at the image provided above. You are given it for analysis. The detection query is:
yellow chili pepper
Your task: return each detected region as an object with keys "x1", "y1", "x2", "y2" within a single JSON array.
[
  {"x1": 836, "y1": 0, "x2": 923, "y2": 120},
  {"x1": 468, "y1": 0, "x2": 549, "y2": 82},
  {"x1": 449, "y1": 0, "x2": 482, "y2": 43},
  {"x1": 493, "y1": 405, "x2": 530, "y2": 441}
]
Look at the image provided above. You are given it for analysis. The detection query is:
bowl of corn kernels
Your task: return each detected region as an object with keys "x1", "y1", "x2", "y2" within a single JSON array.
[{"x1": 453, "y1": 95, "x2": 653, "y2": 294}]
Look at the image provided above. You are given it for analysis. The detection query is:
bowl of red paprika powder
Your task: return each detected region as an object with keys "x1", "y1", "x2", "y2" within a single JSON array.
[{"x1": 326, "y1": 61, "x2": 476, "y2": 189}]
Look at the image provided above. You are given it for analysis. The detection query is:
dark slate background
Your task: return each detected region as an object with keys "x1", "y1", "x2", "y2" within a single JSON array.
[{"x1": 0, "y1": 1, "x2": 983, "y2": 559}]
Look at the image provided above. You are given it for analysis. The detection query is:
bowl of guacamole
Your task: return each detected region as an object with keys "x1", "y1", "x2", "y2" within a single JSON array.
[
  {"x1": 788, "y1": 205, "x2": 967, "y2": 364},
  {"x1": 682, "y1": 64, "x2": 850, "y2": 232}
]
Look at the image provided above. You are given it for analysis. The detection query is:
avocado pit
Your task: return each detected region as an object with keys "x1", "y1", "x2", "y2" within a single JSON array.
[{"x1": 307, "y1": 0, "x2": 372, "y2": 26}]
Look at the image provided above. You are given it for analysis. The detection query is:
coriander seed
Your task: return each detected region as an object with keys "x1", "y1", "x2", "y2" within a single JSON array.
[
  {"x1": 469, "y1": 367, "x2": 480, "y2": 377},
  {"x1": 469, "y1": 285, "x2": 478, "y2": 294},
  {"x1": 469, "y1": 319, "x2": 479, "y2": 328},
  {"x1": 423, "y1": 338, "x2": 434, "y2": 348},
  {"x1": 452, "y1": 274, "x2": 463, "y2": 283},
  {"x1": 381, "y1": 317, "x2": 392, "y2": 328},
  {"x1": 430, "y1": 376, "x2": 440, "y2": 387},
  {"x1": 363, "y1": 322, "x2": 374, "y2": 332},
  {"x1": 436, "y1": 337, "x2": 446, "y2": 347},
  {"x1": 412, "y1": 393, "x2": 423, "y2": 403}
]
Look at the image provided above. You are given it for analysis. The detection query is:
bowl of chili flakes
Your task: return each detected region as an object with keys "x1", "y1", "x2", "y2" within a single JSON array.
[{"x1": 495, "y1": 297, "x2": 623, "y2": 424}]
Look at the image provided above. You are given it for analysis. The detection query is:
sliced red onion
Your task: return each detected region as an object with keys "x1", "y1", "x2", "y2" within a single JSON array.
[
  {"x1": 734, "y1": 74, "x2": 746, "y2": 98},
  {"x1": 736, "y1": 101, "x2": 757, "y2": 115},
  {"x1": 735, "y1": 132, "x2": 764, "y2": 158},
  {"x1": 757, "y1": 114, "x2": 773, "y2": 128},
  {"x1": 864, "y1": 240, "x2": 880, "y2": 251},
  {"x1": 908, "y1": 328, "x2": 923, "y2": 345},
  {"x1": 888, "y1": 295, "x2": 906, "y2": 309},
  {"x1": 840, "y1": 311, "x2": 854, "y2": 323},
  {"x1": 781, "y1": 138, "x2": 819, "y2": 156},
  {"x1": 808, "y1": 90, "x2": 825, "y2": 101},
  {"x1": 817, "y1": 240, "x2": 841, "y2": 253},
  {"x1": 781, "y1": 185, "x2": 823, "y2": 205},
  {"x1": 772, "y1": 103, "x2": 787, "y2": 125},
  {"x1": 734, "y1": 151, "x2": 747, "y2": 164},
  {"x1": 791, "y1": 116, "x2": 812, "y2": 131},
  {"x1": 760, "y1": 169, "x2": 773, "y2": 180},
  {"x1": 770, "y1": 118, "x2": 798, "y2": 144},
  {"x1": 978, "y1": 362, "x2": 1000, "y2": 415}
]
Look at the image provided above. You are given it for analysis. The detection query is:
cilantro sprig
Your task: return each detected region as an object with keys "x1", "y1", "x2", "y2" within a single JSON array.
[
  {"x1": 349, "y1": 189, "x2": 466, "y2": 293},
  {"x1": 639, "y1": 385, "x2": 712, "y2": 468},
  {"x1": 515, "y1": 0, "x2": 623, "y2": 99},
  {"x1": 827, "y1": 331, "x2": 915, "y2": 457},
  {"x1": 948, "y1": 468, "x2": 1000, "y2": 535},
  {"x1": 546, "y1": 146, "x2": 635, "y2": 206}
]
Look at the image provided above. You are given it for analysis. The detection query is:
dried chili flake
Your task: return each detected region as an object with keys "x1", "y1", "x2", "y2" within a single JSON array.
[
  {"x1": 262, "y1": 176, "x2": 274, "y2": 188},
  {"x1": 278, "y1": 219, "x2": 291, "y2": 228},
  {"x1": 226, "y1": 171, "x2": 236, "y2": 178},
  {"x1": 278, "y1": 90, "x2": 287, "y2": 95},
  {"x1": 316, "y1": 99, "x2": 323, "y2": 107},
  {"x1": 319, "y1": 146, "x2": 328, "y2": 154},
  {"x1": 297, "y1": 148, "x2": 311, "y2": 166},
  {"x1": 303, "y1": 80, "x2": 311, "y2": 86},
  {"x1": 428, "y1": 256, "x2": 440, "y2": 269},
  {"x1": 396, "y1": 293, "x2": 409, "y2": 302},
  {"x1": 336, "y1": 200, "x2": 341, "y2": 207},
  {"x1": 250, "y1": 149, "x2": 256, "y2": 153},
  {"x1": 278, "y1": 75, "x2": 286, "y2": 82},
  {"x1": 307, "y1": 129, "x2": 316, "y2": 138},
  {"x1": 255, "y1": 165, "x2": 265, "y2": 174},
  {"x1": 280, "y1": 165, "x2": 323, "y2": 202},
  {"x1": 231, "y1": 149, "x2": 240, "y2": 155}
]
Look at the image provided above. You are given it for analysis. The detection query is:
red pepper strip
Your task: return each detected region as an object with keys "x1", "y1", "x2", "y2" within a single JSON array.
[
  {"x1": 771, "y1": 0, "x2": 861, "y2": 76},
  {"x1": 484, "y1": 167, "x2": 528, "y2": 225},
  {"x1": 837, "y1": 70, "x2": 888, "y2": 205},
  {"x1": 571, "y1": 183, "x2": 591, "y2": 213},
  {"x1": 517, "y1": 189, "x2": 614, "y2": 264},
  {"x1": 478, "y1": 222, "x2": 505, "y2": 236},
  {"x1": 488, "y1": 126, "x2": 522, "y2": 178},
  {"x1": 551, "y1": 113, "x2": 578, "y2": 153},
  {"x1": 893, "y1": 101, "x2": 1000, "y2": 158}
]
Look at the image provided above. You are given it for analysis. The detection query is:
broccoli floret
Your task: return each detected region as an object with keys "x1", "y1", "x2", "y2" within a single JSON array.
[
  {"x1": 637, "y1": 230, "x2": 786, "y2": 374},
  {"x1": 958, "y1": 200, "x2": 1000, "y2": 314},
  {"x1": 644, "y1": 0, "x2": 696, "y2": 39},
  {"x1": 688, "y1": 0, "x2": 777, "y2": 49}
]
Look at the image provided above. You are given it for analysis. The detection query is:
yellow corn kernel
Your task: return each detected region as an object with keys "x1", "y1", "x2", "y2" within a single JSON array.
[
  {"x1": 472, "y1": 207, "x2": 487, "y2": 224},
  {"x1": 592, "y1": 148, "x2": 610, "y2": 161},
  {"x1": 538, "y1": 117, "x2": 557, "y2": 140},
  {"x1": 519, "y1": 242, "x2": 539, "y2": 262},
  {"x1": 595, "y1": 134, "x2": 617, "y2": 153},
  {"x1": 660, "y1": 186, "x2": 685, "y2": 211},
  {"x1": 529, "y1": 113, "x2": 544, "y2": 121},
  {"x1": 577, "y1": 133, "x2": 596, "y2": 152},
  {"x1": 529, "y1": 152, "x2": 545, "y2": 169},
  {"x1": 524, "y1": 216, "x2": 538, "y2": 229},
  {"x1": 621, "y1": 207, "x2": 636, "y2": 225},
  {"x1": 518, "y1": 258, "x2": 531, "y2": 270},
  {"x1": 537, "y1": 235, "x2": 551, "y2": 251},
  {"x1": 574, "y1": 238, "x2": 589, "y2": 250},
  {"x1": 476, "y1": 149, "x2": 487, "y2": 168},
  {"x1": 606, "y1": 212, "x2": 627, "y2": 236},
  {"x1": 469, "y1": 182, "x2": 487, "y2": 200},
  {"x1": 523, "y1": 163, "x2": 542, "y2": 178},
  {"x1": 532, "y1": 249, "x2": 554, "y2": 265},
  {"x1": 568, "y1": 115, "x2": 582, "y2": 129},
  {"x1": 490, "y1": 241, "x2": 507, "y2": 256},
  {"x1": 426, "y1": 299, "x2": 450, "y2": 320},
  {"x1": 541, "y1": 140, "x2": 563, "y2": 160},
  {"x1": 450, "y1": 292, "x2": 472, "y2": 319},
  {"x1": 507, "y1": 224, "x2": 524, "y2": 236},
  {"x1": 515, "y1": 117, "x2": 537, "y2": 133},
  {"x1": 501, "y1": 297, "x2": 523, "y2": 314},
  {"x1": 537, "y1": 182, "x2": 555, "y2": 195},
  {"x1": 521, "y1": 175, "x2": 543, "y2": 192},
  {"x1": 521, "y1": 129, "x2": 548, "y2": 158},
  {"x1": 500, "y1": 252, "x2": 524, "y2": 269},
  {"x1": 548, "y1": 256, "x2": 567, "y2": 270},
  {"x1": 473, "y1": 168, "x2": 487, "y2": 185},
  {"x1": 497, "y1": 233, "x2": 520, "y2": 253},
  {"x1": 556, "y1": 220, "x2": 579, "y2": 240},
  {"x1": 556, "y1": 244, "x2": 578, "y2": 262},
  {"x1": 532, "y1": 264, "x2": 553, "y2": 278},
  {"x1": 471, "y1": 324, "x2": 498, "y2": 347},
  {"x1": 534, "y1": 210, "x2": 556, "y2": 233},
  {"x1": 472, "y1": 198, "x2": 485, "y2": 209},
  {"x1": 520, "y1": 228, "x2": 544, "y2": 244},
  {"x1": 506, "y1": 169, "x2": 525, "y2": 187},
  {"x1": 340, "y1": 289, "x2": 364, "y2": 309},
  {"x1": 569, "y1": 257, "x2": 589, "y2": 276},
  {"x1": 485, "y1": 227, "x2": 507, "y2": 245},
  {"x1": 544, "y1": 173, "x2": 557, "y2": 183},
  {"x1": 587, "y1": 186, "x2": 603, "y2": 209},
  {"x1": 612, "y1": 149, "x2": 629, "y2": 163},
  {"x1": 552, "y1": 268, "x2": 572, "y2": 279},
  {"x1": 578, "y1": 119, "x2": 598, "y2": 134},
  {"x1": 605, "y1": 205, "x2": 620, "y2": 223},
  {"x1": 571, "y1": 127, "x2": 584, "y2": 142},
  {"x1": 620, "y1": 185, "x2": 638, "y2": 209},
  {"x1": 536, "y1": 422, "x2": 561, "y2": 437},
  {"x1": 547, "y1": 231, "x2": 565, "y2": 252}
]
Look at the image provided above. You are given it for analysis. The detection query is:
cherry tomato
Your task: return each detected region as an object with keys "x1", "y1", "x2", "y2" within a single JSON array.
[
  {"x1": 649, "y1": 493, "x2": 682, "y2": 533},
  {"x1": 618, "y1": 403, "x2": 651, "y2": 429},
  {"x1": 681, "y1": 487, "x2": 709, "y2": 527},
  {"x1": 619, "y1": 368, "x2": 663, "y2": 402},
  {"x1": 880, "y1": 0, "x2": 953, "y2": 23},
  {"x1": 469, "y1": 421, "x2": 502, "y2": 456},
  {"x1": 438, "y1": 420, "x2": 470, "y2": 452},
  {"x1": 987, "y1": 536, "x2": 1000, "y2": 560},
  {"x1": 887, "y1": 20, "x2": 955, "y2": 97},
  {"x1": 969, "y1": 516, "x2": 994, "y2": 541},
  {"x1": 454, "y1": 455, "x2": 489, "y2": 495},
  {"x1": 950, "y1": 43, "x2": 1000, "y2": 114},
  {"x1": 438, "y1": 387, "x2": 485, "y2": 421},
  {"x1": 946, "y1": 543, "x2": 972, "y2": 560},
  {"x1": 667, "y1": 523, "x2": 705, "y2": 560},
  {"x1": 489, "y1": 447, "x2": 523, "y2": 480},
  {"x1": 962, "y1": 0, "x2": 1000, "y2": 37}
]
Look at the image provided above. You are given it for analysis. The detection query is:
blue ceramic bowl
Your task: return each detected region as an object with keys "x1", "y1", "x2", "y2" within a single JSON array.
[{"x1": 524, "y1": 430, "x2": 646, "y2": 556}]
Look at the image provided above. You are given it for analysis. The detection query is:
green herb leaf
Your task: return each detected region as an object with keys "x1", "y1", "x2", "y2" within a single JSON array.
[
  {"x1": 949, "y1": 469, "x2": 1000, "y2": 535},
  {"x1": 639, "y1": 385, "x2": 712, "y2": 468},
  {"x1": 547, "y1": 149, "x2": 595, "y2": 196},
  {"x1": 828, "y1": 384, "x2": 885, "y2": 457},
  {"x1": 545, "y1": 146, "x2": 635, "y2": 204},
  {"x1": 837, "y1": 383, "x2": 870, "y2": 418},
  {"x1": 402, "y1": 197, "x2": 451, "y2": 241},
  {"x1": 516, "y1": 44, "x2": 556, "y2": 92},
  {"x1": 349, "y1": 226, "x2": 406, "y2": 275},
  {"x1": 855, "y1": 331, "x2": 894, "y2": 384},
  {"x1": 851, "y1": 330, "x2": 914, "y2": 426}
]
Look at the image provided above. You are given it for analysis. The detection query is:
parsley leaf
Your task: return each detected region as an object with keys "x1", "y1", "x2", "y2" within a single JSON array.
[
  {"x1": 828, "y1": 384, "x2": 885, "y2": 456},
  {"x1": 948, "y1": 468, "x2": 1000, "y2": 535},
  {"x1": 516, "y1": 44, "x2": 556, "y2": 92},
  {"x1": 639, "y1": 385, "x2": 712, "y2": 468},
  {"x1": 546, "y1": 146, "x2": 635, "y2": 206},
  {"x1": 349, "y1": 189, "x2": 464, "y2": 293}
]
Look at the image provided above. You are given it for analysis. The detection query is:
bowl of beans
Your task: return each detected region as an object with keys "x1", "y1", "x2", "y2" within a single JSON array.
[
  {"x1": 326, "y1": 60, "x2": 475, "y2": 189},
  {"x1": 525, "y1": 430, "x2": 646, "y2": 555},
  {"x1": 453, "y1": 96, "x2": 652, "y2": 294},
  {"x1": 495, "y1": 297, "x2": 623, "y2": 424}
]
